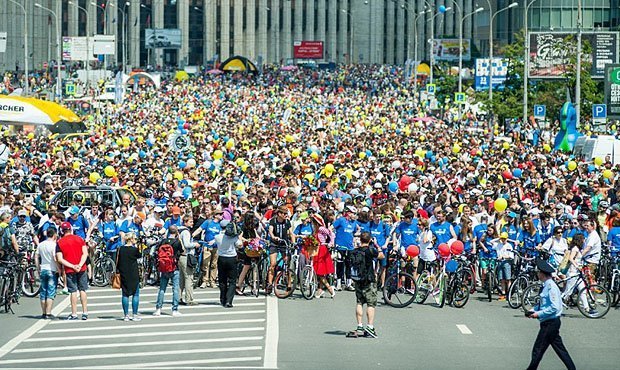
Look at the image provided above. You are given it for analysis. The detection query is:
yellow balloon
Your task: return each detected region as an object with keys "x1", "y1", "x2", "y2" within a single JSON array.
[
  {"x1": 115, "y1": 138, "x2": 123, "y2": 146},
  {"x1": 137, "y1": 135, "x2": 144, "y2": 143},
  {"x1": 603, "y1": 169, "x2": 614, "y2": 179},
  {"x1": 567, "y1": 161, "x2": 577, "y2": 171},
  {"x1": 235, "y1": 158, "x2": 245, "y2": 167},
  {"x1": 173, "y1": 171, "x2": 184, "y2": 181},
  {"x1": 359, "y1": 152, "x2": 366, "y2": 159},
  {"x1": 213, "y1": 150, "x2": 223, "y2": 160},
  {"x1": 345, "y1": 168, "x2": 354, "y2": 179},
  {"x1": 72, "y1": 161, "x2": 81, "y2": 170},
  {"x1": 104, "y1": 166, "x2": 116, "y2": 177},
  {"x1": 325, "y1": 164, "x2": 335, "y2": 173},
  {"x1": 502, "y1": 142, "x2": 510, "y2": 150},
  {"x1": 236, "y1": 183, "x2": 246, "y2": 192},
  {"x1": 543, "y1": 144, "x2": 551, "y2": 152},
  {"x1": 304, "y1": 174, "x2": 314, "y2": 183},
  {"x1": 452, "y1": 144, "x2": 461, "y2": 154},
  {"x1": 241, "y1": 164, "x2": 248, "y2": 172},
  {"x1": 89, "y1": 172, "x2": 100, "y2": 184},
  {"x1": 494, "y1": 198, "x2": 508, "y2": 212},
  {"x1": 310, "y1": 152, "x2": 319, "y2": 160},
  {"x1": 27, "y1": 132, "x2": 35, "y2": 140},
  {"x1": 594, "y1": 157, "x2": 603, "y2": 166},
  {"x1": 285, "y1": 134, "x2": 295, "y2": 143},
  {"x1": 225, "y1": 139, "x2": 235, "y2": 149},
  {"x1": 291, "y1": 148, "x2": 301, "y2": 158}
]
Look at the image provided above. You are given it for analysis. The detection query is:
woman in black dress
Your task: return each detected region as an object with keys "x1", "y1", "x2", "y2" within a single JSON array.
[{"x1": 117, "y1": 233, "x2": 141, "y2": 321}]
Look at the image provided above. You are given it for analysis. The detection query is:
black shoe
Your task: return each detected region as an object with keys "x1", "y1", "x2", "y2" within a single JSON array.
[
  {"x1": 46, "y1": 314, "x2": 55, "y2": 320},
  {"x1": 40, "y1": 314, "x2": 47, "y2": 320},
  {"x1": 224, "y1": 303, "x2": 233, "y2": 308},
  {"x1": 179, "y1": 300, "x2": 187, "y2": 306}
]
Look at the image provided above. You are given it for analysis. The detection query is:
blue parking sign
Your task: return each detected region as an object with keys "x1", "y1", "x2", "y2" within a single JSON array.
[
  {"x1": 593, "y1": 104, "x2": 607, "y2": 119},
  {"x1": 533, "y1": 105, "x2": 546, "y2": 119}
]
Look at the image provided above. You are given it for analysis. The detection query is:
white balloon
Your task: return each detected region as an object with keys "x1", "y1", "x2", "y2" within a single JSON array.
[{"x1": 408, "y1": 183, "x2": 418, "y2": 193}]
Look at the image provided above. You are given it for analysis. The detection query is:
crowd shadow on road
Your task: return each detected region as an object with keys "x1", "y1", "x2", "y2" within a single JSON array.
[{"x1": 324, "y1": 330, "x2": 347, "y2": 336}]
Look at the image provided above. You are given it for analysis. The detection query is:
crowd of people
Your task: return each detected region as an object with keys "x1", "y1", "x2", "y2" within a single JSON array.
[{"x1": 0, "y1": 65, "x2": 618, "y2": 332}]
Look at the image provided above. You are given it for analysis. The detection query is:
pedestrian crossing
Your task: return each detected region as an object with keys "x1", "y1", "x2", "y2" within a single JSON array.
[{"x1": 0, "y1": 286, "x2": 277, "y2": 369}]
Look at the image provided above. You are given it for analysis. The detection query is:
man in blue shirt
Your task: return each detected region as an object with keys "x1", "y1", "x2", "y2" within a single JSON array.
[
  {"x1": 525, "y1": 259, "x2": 575, "y2": 370},
  {"x1": 369, "y1": 211, "x2": 391, "y2": 287},
  {"x1": 66, "y1": 206, "x2": 89, "y2": 239},
  {"x1": 164, "y1": 206, "x2": 183, "y2": 230},
  {"x1": 331, "y1": 206, "x2": 358, "y2": 291},
  {"x1": 193, "y1": 210, "x2": 223, "y2": 288},
  {"x1": 394, "y1": 211, "x2": 419, "y2": 255},
  {"x1": 430, "y1": 207, "x2": 455, "y2": 247},
  {"x1": 120, "y1": 213, "x2": 145, "y2": 241}
]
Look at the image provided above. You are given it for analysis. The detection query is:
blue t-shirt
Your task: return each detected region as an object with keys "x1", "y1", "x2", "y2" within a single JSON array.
[
  {"x1": 99, "y1": 221, "x2": 120, "y2": 251},
  {"x1": 521, "y1": 230, "x2": 541, "y2": 251},
  {"x1": 356, "y1": 220, "x2": 371, "y2": 234},
  {"x1": 67, "y1": 215, "x2": 89, "y2": 239},
  {"x1": 10, "y1": 216, "x2": 31, "y2": 227},
  {"x1": 164, "y1": 216, "x2": 182, "y2": 229},
  {"x1": 39, "y1": 221, "x2": 57, "y2": 242},
  {"x1": 501, "y1": 224, "x2": 521, "y2": 242},
  {"x1": 120, "y1": 220, "x2": 143, "y2": 238},
  {"x1": 333, "y1": 216, "x2": 356, "y2": 250},
  {"x1": 199, "y1": 219, "x2": 222, "y2": 245},
  {"x1": 396, "y1": 220, "x2": 419, "y2": 248},
  {"x1": 430, "y1": 221, "x2": 453, "y2": 247},
  {"x1": 537, "y1": 222, "x2": 555, "y2": 244},
  {"x1": 473, "y1": 223, "x2": 488, "y2": 241},
  {"x1": 480, "y1": 235, "x2": 497, "y2": 259},
  {"x1": 294, "y1": 223, "x2": 314, "y2": 237},
  {"x1": 369, "y1": 221, "x2": 390, "y2": 249},
  {"x1": 608, "y1": 227, "x2": 620, "y2": 252}
]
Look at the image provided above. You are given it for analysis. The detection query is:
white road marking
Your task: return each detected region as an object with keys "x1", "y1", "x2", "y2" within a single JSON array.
[
  {"x1": 88, "y1": 290, "x2": 220, "y2": 300},
  {"x1": 48, "y1": 309, "x2": 266, "y2": 324},
  {"x1": 59, "y1": 301, "x2": 266, "y2": 315},
  {"x1": 13, "y1": 336, "x2": 264, "y2": 353},
  {"x1": 40, "y1": 318, "x2": 266, "y2": 333},
  {"x1": 25, "y1": 327, "x2": 265, "y2": 342},
  {"x1": 456, "y1": 324, "x2": 472, "y2": 334},
  {"x1": 263, "y1": 295, "x2": 279, "y2": 369},
  {"x1": 0, "y1": 295, "x2": 70, "y2": 359},
  {"x1": 86, "y1": 296, "x2": 264, "y2": 307},
  {"x1": 86, "y1": 356, "x2": 263, "y2": 369},
  {"x1": 0, "y1": 346, "x2": 263, "y2": 365}
]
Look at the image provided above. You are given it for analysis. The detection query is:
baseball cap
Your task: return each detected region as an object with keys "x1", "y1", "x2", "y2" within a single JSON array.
[
  {"x1": 523, "y1": 198, "x2": 533, "y2": 205},
  {"x1": 60, "y1": 222, "x2": 72, "y2": 230},
  {"x1": 299, "y1": 212, "x2": 309, "y2": 221},
  {"x1": 507, "y1": 211, "x2": 517, "y2": 218},
  {"x1": 135, "y1": 212, "x2": 146, "y2": 220},
  {"x1": 171, "y1": 206, "x2": 181, "y2": 215},
  {"x1": 153, "y1": 206, "x2": 165, "y2": 213},
  {"x1": 500, "y1": 232, "x2": 509, "y2": 239},
  {"x1": 69, "y1": 206, "x2": 80, "y2": 215},
  {"x1": 17, "y1": 210, "x2": 27, "y2": 217}
]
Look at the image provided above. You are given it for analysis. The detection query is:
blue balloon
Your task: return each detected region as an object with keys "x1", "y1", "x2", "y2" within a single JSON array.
[
  {"x1": 512, "y1": 168, "x2": 523, "y2": 178},
  {"x1": 146, "y1": 139, "x2": 154, "y2": 147},
  {"x1": 388, "y1": 181, "x2": 399, "y2": 193},
  {"x1": 425, "y1": 150, "x2": 433, "y2": 159},
  {"x1": 180, "y1": 129, "x2": 188, "y2": 135},
  {"x1": 182, "y1": 187, "x2": 192, "y2": 200},
  {"x1": 588, "y1": 164, "x2": 596, "y2": 173},
  {"x1": 179, "y1": 161, "x2": 187, "y2": 169},
  {"x1": 366, "y1": 150, "x2": 372, "y2": 157},
  {"x1": 439, "y1": 5, "x2": 447, "y2": 13},
  {"x1": 139, "y1": 150, "x2": 146, "y2": 158},
  {"x1": 430, "y1": 155, "x2": 436, "y2": 163},
  {"x1": 214, "y1": 134, "x2": 220, "y2": 140}
]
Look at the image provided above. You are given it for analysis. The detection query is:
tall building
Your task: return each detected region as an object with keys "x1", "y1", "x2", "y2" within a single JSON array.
[{"x1": 0, "y1": 0, "x2": 618, "y2": 72}]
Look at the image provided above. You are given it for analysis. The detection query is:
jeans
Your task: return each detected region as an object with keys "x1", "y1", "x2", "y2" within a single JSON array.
[
  {"x1": 178, "y1": 255, "x2": 194, "y2": 303},
  {"x1": 335, "y1": 249, "x2": 352, "y2": 285},
  {"x1": 121, "y1": 284, "x2": 140, "y2": 316},
  {"x1": 156, "y1": 270, "x2": 180, "y2": 311},
  {"x1": 217, "y1": 256, "x2": 237, "y2": 306},
  {"x1": 39, "y1": 269, "x2": 58, "y2": 301}
]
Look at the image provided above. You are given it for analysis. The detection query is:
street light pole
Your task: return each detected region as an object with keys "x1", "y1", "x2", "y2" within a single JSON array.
[
  {"x1": 488, "y1": 2, "x2": 518, "y2": 102},
  {"x1": 576, "y1": 0, "x2": 582, "y2": 124},
  {"x1": 35, "y1": 3, "x2": 62, "y2": 102},
  {"x1": 69, "y1": 1, "x2": 91, "y2": 91},
  {"x1": 413, "y1": 9, "x2": 431, "y2": 92},
  {"x1": 523, "y1": 0, "x2": 537, "y2": 125},
  {"x1": 7, "y1": 0, "x2": 28, "y2": 96},
  {"x1": 111, "y1": 2, "x2": 130, "y2": 74},
  {"x1": 459, "y1": 8, "x2": 484, "y2": 94},
  {"x1": 341, "y1": 9, "x2": 353, "y2": 64},
  {"x1": 141, "y1": 4, "x2": 152, "y2": 68},
  {"x1": 429, "y1": 6, "x2": 452, "y2": 85}
]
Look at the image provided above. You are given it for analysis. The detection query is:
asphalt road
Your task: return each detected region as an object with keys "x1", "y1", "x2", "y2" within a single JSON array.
[{"x1": 1, "y1": 286, "x2": 619, "y2": 369}]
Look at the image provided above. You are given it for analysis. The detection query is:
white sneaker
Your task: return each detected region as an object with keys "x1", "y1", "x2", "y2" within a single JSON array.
[
  {"x1": 131, "y1": 315, "x2": 142, "y2": 322},
  {"x1": 123, "y1": 315, "x2": 130, "y2": 322},
  {"x1": 152, "y1": 309, "x2": 161, "y2": 317},
  {"x1": 336, "y1": 280, "x2": 342, "y2": 291},
  {"x1": 172, "y1": 310, "x2": 182, "y2": 317}
]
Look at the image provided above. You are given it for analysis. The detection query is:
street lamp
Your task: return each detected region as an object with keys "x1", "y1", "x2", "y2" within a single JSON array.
[
  {"x1": 428, "y1": 6, "x2": 452, "y2": 85},
  {"x1": 7, "y1": 0, "x2": 28, "y2": 95},
  {"x1": 523, "y1": 0, "x2": 537, "y2": 124},
  {"x1": 110, "y1": 1, "x2": 130, "y2": 73},
  {"x1": 141, "y1": 4, "x2": 153, "y2": 67},
  {"x1": 68, "y1": 1, "x2": 91, "y2": 90},
  {"x1": 458, "y1": 7, "x2": 485, "y2": 94},
  {"x1": 35, "y1": 3, "x2": 62, "y2": 102},
  {"x1": 488, "y1": 2, "x2": 518, "y2": 101},
  {"x1": 411, "y1": 8, "x2": 431, "y2": 92},
  {"x1": 91, "y1": 2, "x2": 108, "y2": 69},
  {"x1": 341, "y1": 9, "x2": 353, "y2": 64}
]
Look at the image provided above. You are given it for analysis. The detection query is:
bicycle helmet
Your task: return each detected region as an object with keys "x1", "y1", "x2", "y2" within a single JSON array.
[
  {"x1": 599, "y1": 201, "x2": 609, "y2": 209},
  {"x1": 73, "y1": 191, "x2": 85, "y2": 204}
]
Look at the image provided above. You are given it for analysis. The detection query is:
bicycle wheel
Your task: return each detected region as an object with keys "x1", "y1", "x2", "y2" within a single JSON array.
[
  {"x1": 0, "y1": 276, "x2": 7, "y2": 312},
  {"x1": 383, "y1": 272, "x2": 417, "y2": 308},
  {"x1": 577, "y1": 284, "x2": 611, "y2": 319},
  {"x1": 5, "y1": 273, "x2": 16, "y2": 313},
  {"x1": 415, "y1": 271, "x2": 431, "y2": 304},
  {"x1": 486, "y1": 270, "x2": 495, "y2": 302},
  {"x1": 437, "y1": 273, "x2": 446, "y2": 308},
  {"x1": 459, "y1": 268, "x2": 475, "y2": 294},
  {"x1": 21, "y1": 265, "x2": 40, "y2": 298},
  {"x1": 508, "y1": 276, "x2": 529, "y2": 309},
  {"x1": 452, "y1": 282, "x2": 470, "y2": 308},
  {"x1": 274, "y1": 270, "x2": 296, "y2": 299},
  {"x1": 521, "y1": 282, "x2": 542, "y2": 312},
  {"x1": 251, "y1": 263, "x2": 260, "y2": 297},
  {"x1": 300, "y1": 266, "x2": 318, "y2": 300}
]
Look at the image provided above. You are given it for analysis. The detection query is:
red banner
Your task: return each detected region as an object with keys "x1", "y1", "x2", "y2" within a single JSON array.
[{"x1": 294, "y1": 41, "x2": 324, "y2": 59}]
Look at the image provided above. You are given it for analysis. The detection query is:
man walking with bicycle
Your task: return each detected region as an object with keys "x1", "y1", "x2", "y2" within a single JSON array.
[{"x1": 266, "y1": 206, "x2": 294, "y2": 294}]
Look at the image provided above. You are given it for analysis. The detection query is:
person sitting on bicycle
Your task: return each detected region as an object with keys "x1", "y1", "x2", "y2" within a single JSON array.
[
  {"x1": 331, "y1": 205, "x2": 359, "y2": 291},
  {"x1": 13, "y1": 209, "x2": 38, "y2": 254},
  {"x1": 99, "y1": 210, "x2": 121, "y2": 262},
  {"x1": 560, "y1": 234, "x2": 591, "y2": 312},
  {"x1": 478, "y1": 227, "x2": 498, "y2": 288},
  {"x1": 369, "y1": 210, "x2": 391, "y2": 287},
  {"x1": 416, "y1": 217, "x2": 436, "y2": 280},
  {"x1": 492, "y1": 232, "x2": 516, "y2": 300},
  {"x1": 539, "y1": 226, "x2": 568, "y2": 269},
  {"x1": 606, "y1": 217, "x2": 620, "y2": 256},
  {"x1": 266, "y1": 206, "x2": 294, "y2": 294},
  {"x1": 520, "y1": 215, "x2": 540, "y2": 256}
]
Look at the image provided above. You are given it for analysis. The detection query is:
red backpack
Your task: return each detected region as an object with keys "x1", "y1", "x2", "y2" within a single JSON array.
[{"x1": 157, "y1": 243, "x2": 176, "y2": 273}]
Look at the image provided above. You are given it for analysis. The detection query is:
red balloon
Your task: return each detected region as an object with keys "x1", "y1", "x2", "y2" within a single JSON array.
[
  {"x1": 502, "y1": 170, "x2": 513, "y2": 180},
  {"x1": 400, "y1": 175, "x2": 412, "y2": 186},
  {"x1": 438, "y1": 243, "x2": 451, "y2": 257},
  {"x1": 278, "y1": 188, "x2": 287, "y2": 198},
  {"x1": 183, "y1": 123, "x2": 190, "y2": 129},
  {"x1": 450, "y1": 240, "x2": 464, "y2": 255},
  {"x1": 406, "y1": 245, "x2": 420, "y2": 258}
]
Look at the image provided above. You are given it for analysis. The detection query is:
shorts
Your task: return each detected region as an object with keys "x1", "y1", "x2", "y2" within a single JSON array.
[
  {"x1": 379, "y1": 249, "x2": 388, "y2": 267},
  {"x1": 355, "y1": 282, "x2": 377, "y2": 307},
  {"x1": 269, "y1": 246, "x2": 287, "y2": 255},
  {"x1": 479, "y1": 257, "x2": 494, "y2": 270},
  {"x1": 39, "y1": 269, "x2": 58, "y2": 301},
  {"x1": 66, "y1": 271, "x2": 89, "y2": 293},
  {"x1": 497, "y1": 260, "x2": 512, "y2": 280},
  {"x1": 417, "y1": 259, "x2": 436, "y2": 275},
  {"x1": 239, "y1": 250, "x2": 259, "y2": 266}
]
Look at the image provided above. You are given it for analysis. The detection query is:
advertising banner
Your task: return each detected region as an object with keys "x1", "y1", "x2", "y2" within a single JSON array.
[
  {"x1": 605, "y1": 64, "x2": 620, "y2": 119},
  {"x1": 93, "y1": 35, "x2": 116, "y2": 55},
  {"x1": 474, "y1": 58, "x2": 508, "y2": 91},
  {"x1": 528, "y1": 32, "x2": 618, "y2": 79},
  {"x1": 293, "y1": 41, "x2": 324, "y2": 59},
  {"x1": 0, "y1": 32, "x2": 6, "y2": 53},
  {"x1": 145, "y1": 29, "x2": 182, "y2": 49},
  {"x1": 62, "y1": 37, "x2": 96, "y2": 61},
  {"x1": 432, "y1": 39, "x2": 471, "y2": 62}
]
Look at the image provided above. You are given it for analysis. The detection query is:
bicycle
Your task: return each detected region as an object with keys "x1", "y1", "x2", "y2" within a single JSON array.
[
  {"x1": 273, "y1": 242, "x2": 298, "y2": 299},
  {"x1": 480, "y1": 256, "x2": 501, "y2": 302},
  {"x1": 20, "y1": 249, "x2": 40, "y2": 298},
  {"x1": 0, "y1": 257, "x2": 23, "y2": 314},
  {"x1": 299, "y1": 254, "x2": 318, "y2": 300},
  {"x1": 415, "y1": 255, "x2": 447, "y2": 308},
  {"x1": 521, "y1": 266, "x2": 611, "y2": 319},
  {"x1": 92, "y1": 244, "x2": 116, "y2": 287},
  {"x1": 507, "y1": 250, "x2": 538, "y2": 309},
  {"x1": 192, "y1": 241, "x2": 207, "y2": 289},
  {"x1": 382, "y1": 251, "x2": 417, "y2": 308},
  {"x1": 138, "y1": 234, "x2": 160, "y2": 287},
  {"x1": 445, "y1": 259, "x2": 470, "y2": 308}
]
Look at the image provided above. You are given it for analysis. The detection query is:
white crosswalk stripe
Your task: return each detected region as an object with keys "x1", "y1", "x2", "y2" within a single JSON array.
[{"x1": 0, "y1": 286, "x2": 277, "y2": 369}]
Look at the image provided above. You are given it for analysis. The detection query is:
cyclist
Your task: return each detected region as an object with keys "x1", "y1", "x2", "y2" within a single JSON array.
[
  {"x1": 493, "y1": 232, "x2": 516, "y2": 300},
  {"x1": 236, "y1": 211, "x2": 264, "y2": 294},
  {"x1": 194, "y1": 209, "x2": 223, "y2": 289},
  {"x1": 98, "y1": 209, "x2": 121, "y2": 262},
  {"x1": 0, "y1": 212, "x2": 18, "y2": 258},
  {"x1": 369, "y1": 210, "x2": 390, "y2": 286},
  {"x1": 13, "y1": 209, "x2": 39, "y2": 253},
  {"x1": 478, "y1": 227, "x2": 498, "y2": 289},
  {"x1": 416, "y1": 217, "x2": 435, "y2": 280},
  {"x1": 430, "y1": 207, "x2": 456, "y2": 247},
  {"x1": 539, "y1": 226, "x2": 568, "y2": 269},
  {"x1": 266, "y1": 206, "x2": 294, "y2": 294},
  {"x1": 331, "y1": 205, "x2": 358, "y2": 291},
  {"x1": 119, "y1": 212, "x2": 145, "y2": 242}
]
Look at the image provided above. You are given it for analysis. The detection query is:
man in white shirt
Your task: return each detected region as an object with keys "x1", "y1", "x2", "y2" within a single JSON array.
[
  {"x1": 582, "y1": 220, "x2": 602, "y2": 275},
  {"x1": 35, "y1": 228, "x2": 60, "y2": 319}
]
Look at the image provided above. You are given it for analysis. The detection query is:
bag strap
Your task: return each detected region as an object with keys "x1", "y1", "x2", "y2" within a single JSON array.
[{"x1": 114, "y1": 247, "x2": 120, "y2": 272}]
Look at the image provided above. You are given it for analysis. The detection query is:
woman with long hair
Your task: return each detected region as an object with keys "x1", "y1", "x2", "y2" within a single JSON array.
[
  {"x1": 236, "y1": 211, "x2": 265, "y2": 294},
  {"x1": 116, "y1": 232, "x2": 141, "y2": 321},
  {"x1": 308, "y1": 214, "x2": 336, "y2": 298}
]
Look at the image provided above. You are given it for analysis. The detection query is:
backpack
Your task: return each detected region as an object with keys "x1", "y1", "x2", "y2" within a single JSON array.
[
  {"x1": 0, "y1": 225, "x2": 11, "y2": 252},
  {"x1": 157, "y1": 243, "x2": 176, "y2": 273},
  {"x1": 348, "y1": 248, "x2": 369, "y2": 283}
]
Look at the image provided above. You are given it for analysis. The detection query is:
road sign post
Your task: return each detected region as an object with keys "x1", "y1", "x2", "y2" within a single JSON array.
[{"x1": 426, "y1": 84, "x2": 436, "y2": 95}]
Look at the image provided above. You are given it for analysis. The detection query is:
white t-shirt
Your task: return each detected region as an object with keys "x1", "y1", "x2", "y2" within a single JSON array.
[
  {"x1": 584, "y1": 230, "x2": 602, "y2": 264},
  {"x1": 494, "y1": 241, "x2": 515, "y2": 260},
  {"x1": 417, "y1": 230, "x2": 436, "y2": 262},
  {"x1": 542, "y1": 236, "x2": 568, "y2": 263},
  {"x1": 37, "y1": 239, "x2": 58, "y2": 272}
]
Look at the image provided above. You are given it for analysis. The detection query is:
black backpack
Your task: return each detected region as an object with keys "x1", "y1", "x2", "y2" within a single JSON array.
[{"x1": 348, "y1": 248, "x2": 369, "y2": 283}]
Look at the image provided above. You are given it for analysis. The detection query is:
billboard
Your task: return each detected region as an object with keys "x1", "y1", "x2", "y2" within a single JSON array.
[
  {"x1": 432, "y1": 39, "x2": 471, "y2": 62},
  {"x1": 62, "y1": 37, "x2": 96, "y2": 61},
  {"x1": 145, "y1": 29, "x2": 182, "y2": 49},
  {"x1": 475, "y1": 58, "x2": 508, "y2": 91},
  {"x1": 528, "y1": 32, "x2": 619, "y2": 79},
  {"x1": 0, "y1": 32, "x2": 6, "y2": 53},
  {"x1": 605, "y1": 64, "x2": 620, "y2": 119},
  {"x1": 293, "y1": 41, "x2": 324, "y2": 59},
  {"x1": 92, "y1": 35, "x2": 116, "y2": 55}
]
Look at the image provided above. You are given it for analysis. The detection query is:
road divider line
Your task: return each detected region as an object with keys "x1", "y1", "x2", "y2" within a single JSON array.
[
  {"x1": 456, "y1": 324, "x2": 472, "y2": 335},
  {"x1": 263, "y1": 295, "x2": 279, "y2": 369},
  {"x1": 48, "y1": 309, "x2": 266, "y2": 324},
  {"x1": 25, "y1": 327, "x2": 265, "y2": 342},
  {"x1": 39, "y1": 318, "x2": 266, "y2": 333},
  {"x1": 58, "y1": 302, "x2": 265, "y2": 315},
  {"x1": 0, "y1": 295, "x2": 70, "y2": 359},
  {"x1": 85, "y1": 356, "x2": 263, "y2": 369},
  {"x1": 13, "y1": 336, "x2": 264, "y2": 353},
  {"x1": 0, "y1": 346, "x2": 263, "y2": 365}
]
